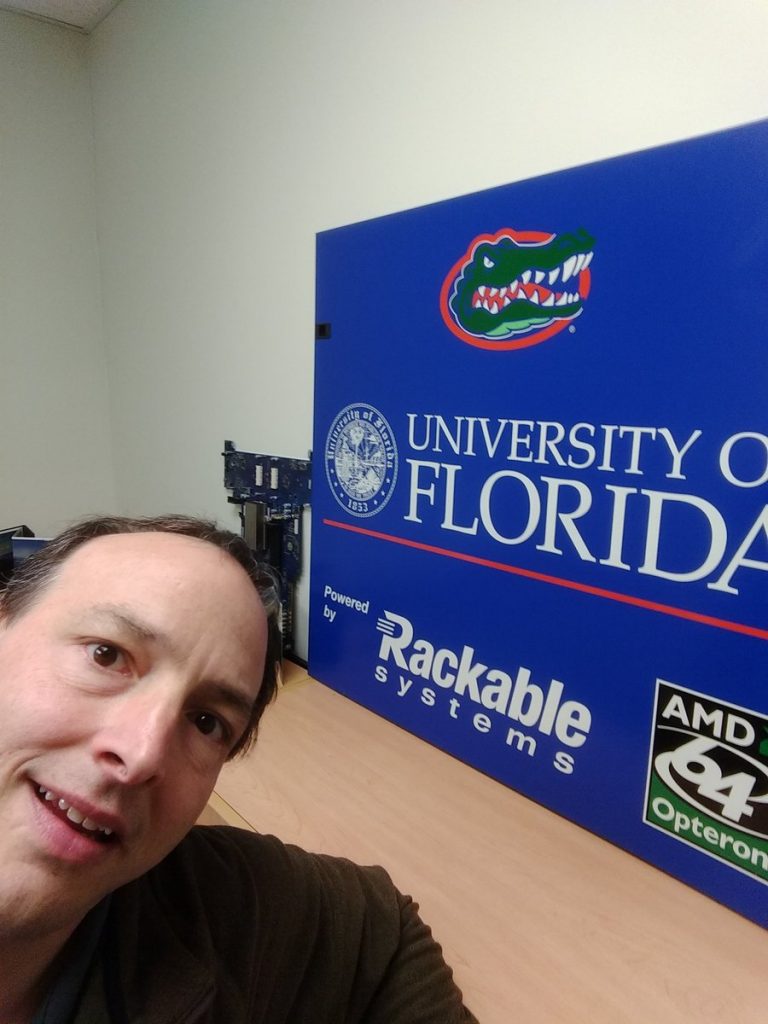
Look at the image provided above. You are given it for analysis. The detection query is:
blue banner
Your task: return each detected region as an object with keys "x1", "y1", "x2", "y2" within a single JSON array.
[{"x1": 310, "y1": 119, "x2": 768, "y2": 926}]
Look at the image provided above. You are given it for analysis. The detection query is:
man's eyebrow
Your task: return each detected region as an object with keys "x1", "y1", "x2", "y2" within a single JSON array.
[
  {"x1": 81, "y1": 604, "x2": 160, "y2": 644},
  {"x1": 199, "y1": 681, "x2": 255, "y2": 723}
]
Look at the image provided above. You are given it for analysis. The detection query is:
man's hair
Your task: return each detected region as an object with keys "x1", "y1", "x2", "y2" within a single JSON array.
[{"x1": 0, "y1": 514, "x2": 282, "y2": 757}]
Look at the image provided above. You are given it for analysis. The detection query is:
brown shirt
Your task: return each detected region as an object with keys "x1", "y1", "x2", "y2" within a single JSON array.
[{"x1": 73, "y1": 826, "x2": 478, "y2": 1023}]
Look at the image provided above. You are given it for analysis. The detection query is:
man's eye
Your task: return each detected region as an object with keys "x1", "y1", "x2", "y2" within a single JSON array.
[
  {"x1": 190, "y1": 712, "x2": 229, "y2": 744},
  {"x1": 86, "y1": 643, "x2": 127, "y2": 670}
]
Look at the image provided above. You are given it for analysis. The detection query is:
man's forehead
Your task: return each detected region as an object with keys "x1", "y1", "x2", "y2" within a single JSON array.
[
  {"x1": 66, "y1": 530, "x2": 227, "y2": 568},
  {"x1": 48, "y1": 531, "x2": 266, "y2": 655},
  {"x1": 50, "y1": 531, "x2": 239, "y2": 593},
  {"x1": 49, "y1": 532, "x2": 266, "y2": 623}
]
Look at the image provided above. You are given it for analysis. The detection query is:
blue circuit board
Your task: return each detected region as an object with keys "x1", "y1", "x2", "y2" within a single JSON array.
[{"x1": 223, "y1": 441, "x2": 311, "y2": 511}]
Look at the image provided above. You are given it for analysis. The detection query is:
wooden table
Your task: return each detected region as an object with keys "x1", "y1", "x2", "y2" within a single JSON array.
[{"x1": 202, "y1": 664, "x2": 766, "y2": 1023}]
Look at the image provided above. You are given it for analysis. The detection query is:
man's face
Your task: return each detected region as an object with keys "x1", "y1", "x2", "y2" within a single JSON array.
[{"x1": 0, "y1": 531, "x2": 267, "y2": 931}]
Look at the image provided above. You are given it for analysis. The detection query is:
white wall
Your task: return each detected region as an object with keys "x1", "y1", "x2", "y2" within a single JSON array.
[
  {"x1": 87, "y1": 0, "x2": 768, "y2": 659},
  {"x1": 0, "y1": 11, "x2": 116, "y2": 537}
]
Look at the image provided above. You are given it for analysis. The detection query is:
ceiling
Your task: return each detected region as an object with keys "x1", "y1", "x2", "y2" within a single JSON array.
[{"x1": 0, "y1": 0, "x2": 122, "y2": 32}]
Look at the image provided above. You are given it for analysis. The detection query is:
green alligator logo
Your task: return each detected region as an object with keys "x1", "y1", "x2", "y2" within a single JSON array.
[{"x1": 439, "y1": 227, "x2": 595, "y2": 350}]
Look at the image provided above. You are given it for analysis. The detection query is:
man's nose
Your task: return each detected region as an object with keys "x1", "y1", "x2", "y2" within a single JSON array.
[{"x1": 92, "y1": 690, "x2": 179, "y2": 786}]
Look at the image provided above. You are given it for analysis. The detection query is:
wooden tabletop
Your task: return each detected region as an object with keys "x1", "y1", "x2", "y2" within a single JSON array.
[{"x1": 206, "y1": 663, "x2": 766, "y2": 1024}]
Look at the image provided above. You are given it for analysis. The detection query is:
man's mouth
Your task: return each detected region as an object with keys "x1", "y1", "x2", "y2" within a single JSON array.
[{"x1": 34, "y1": 784, "x2": 118, "y2": 844}]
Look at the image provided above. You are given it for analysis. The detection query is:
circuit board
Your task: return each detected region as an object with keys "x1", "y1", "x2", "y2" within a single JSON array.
[
  {"x1": 223, "y1": 441, "x2": 311, "y2": 510},
  {"x1": 222, "y1": 441, "x2": 312, "y2": 662}
]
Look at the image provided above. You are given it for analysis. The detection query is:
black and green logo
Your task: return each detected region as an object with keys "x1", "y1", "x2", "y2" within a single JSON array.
[{"x1": 644, "y1": 679, "x2": 768, "y2": 885}]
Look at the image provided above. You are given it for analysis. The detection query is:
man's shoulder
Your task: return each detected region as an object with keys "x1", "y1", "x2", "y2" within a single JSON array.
[
  {"x1": 112, "y1": 827, "x2": 406, "y2": 1009},
  {"x1": 168, "y1": 825, "x2": 397, "y2": 899},
  {"x1": 131, "y1": 826, "x2": 402, "y2": 944},
  {"x1": 108, "y1": 828, "x2": 477, "y2": 1023}
]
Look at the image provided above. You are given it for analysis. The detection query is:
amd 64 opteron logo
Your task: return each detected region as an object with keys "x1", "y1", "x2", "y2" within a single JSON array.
[
  {"x1": 644, "y1": 680, "x2": 768, "y2": 885},
  {"x1": 325, "y1": 403, "x2": 398, "y2": 518},
  {"x1": 439, "y1": 227, "x2": 595, "y2": 351}
]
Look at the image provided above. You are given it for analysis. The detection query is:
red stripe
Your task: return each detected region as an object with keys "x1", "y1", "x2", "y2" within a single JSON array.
[{"x1": 322, "y1": 518, "x2": 768, "y2": 642}]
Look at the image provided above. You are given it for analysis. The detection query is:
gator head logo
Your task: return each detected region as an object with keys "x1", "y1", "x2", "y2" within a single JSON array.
[{"x1": 440, "y1": 227, "x2": 595, "y2": 351}]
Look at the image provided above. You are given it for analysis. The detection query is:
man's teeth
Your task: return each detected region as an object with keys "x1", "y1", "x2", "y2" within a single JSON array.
[{"x1": 39, "y1": 786, "x2": 113, "y2": 836}]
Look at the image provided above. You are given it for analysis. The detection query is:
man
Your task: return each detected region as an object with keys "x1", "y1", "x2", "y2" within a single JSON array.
[{"x1": 0, "y1": 515, "x2": 476, "y2": 1023}]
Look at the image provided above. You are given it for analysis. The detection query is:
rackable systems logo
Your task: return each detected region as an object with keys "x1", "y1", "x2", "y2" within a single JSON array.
[{"x1": 439, "y1": 227, "x2": 595, "y2": 351}]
